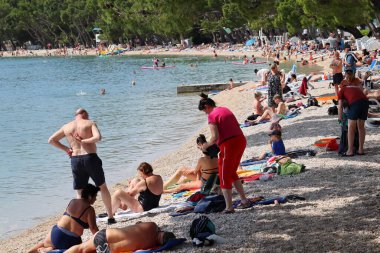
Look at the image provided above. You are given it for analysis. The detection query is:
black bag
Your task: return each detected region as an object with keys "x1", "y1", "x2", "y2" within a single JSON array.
[
  {"x1": 328, "y1": 106, "x2": 338, "y2": 115},
  {"x1": 190, "y1": 215, "x2": 216, "y2": 239},
  {"x1": 307, "y1": 97, "x2": 319, "y2": 107}
]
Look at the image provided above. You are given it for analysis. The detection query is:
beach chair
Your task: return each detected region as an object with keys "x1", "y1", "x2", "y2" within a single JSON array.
[{"x1": 357, "y1": 59, "x2": 378, "y2": 72}]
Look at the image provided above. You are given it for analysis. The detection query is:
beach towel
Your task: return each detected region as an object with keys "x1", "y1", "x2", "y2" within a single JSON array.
[
  {"x1": 96, "y1": 204, "x2": 177, "y2": 222},
  {"x1": 240, "y1": 159, "x2": 267, "y2": 166},
  {"x1": 278, "y1": 161, "x2": 304, "y2": 175},
  {"x1": 236, "y1": 170, "x2": 261, "y2": 177},
  {"x1": 134, "y1": 238, "x2": 187, "y2": 253},
  {"x1": 240, "y1": 173, "x2": 268, "y2": 182}
]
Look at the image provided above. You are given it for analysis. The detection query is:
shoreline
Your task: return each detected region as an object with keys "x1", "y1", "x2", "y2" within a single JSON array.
[{"x1": 3, "y1": 53, "x2": 380, "y2": 252}]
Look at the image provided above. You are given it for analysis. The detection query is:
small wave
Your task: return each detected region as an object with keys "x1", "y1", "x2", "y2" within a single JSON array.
[{"x1": 76, "y1": 90, "x2": 87, "y2": 96}]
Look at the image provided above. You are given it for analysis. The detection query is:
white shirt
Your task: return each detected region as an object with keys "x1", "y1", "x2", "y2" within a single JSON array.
[{"x1": 256, "y1": 69, "x2": 269, "y2": 81}]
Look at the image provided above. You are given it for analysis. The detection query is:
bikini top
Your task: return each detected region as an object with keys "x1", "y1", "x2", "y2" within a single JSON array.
[
  {"x1": 63, "y1": 200, "x2": 90, "y2": 229},
  {"x1": 202, "y1": 167, "x2": 218, "y2": 175}
]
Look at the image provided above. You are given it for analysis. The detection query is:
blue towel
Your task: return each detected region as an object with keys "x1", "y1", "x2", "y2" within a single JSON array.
[
  {"x1": 48, "y1": 250, "x2": 65, "y2": 253},
  {"x1": 134, "y1": 238, "x2": 186, "y2": 253},
  {"x1": 240, "y1": 159, "x2": 267, "y2": 166}
]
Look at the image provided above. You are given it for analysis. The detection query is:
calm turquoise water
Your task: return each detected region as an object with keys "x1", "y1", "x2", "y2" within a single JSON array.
[
  {"x1": 0, "y1": 55, "x2": 262, "y2": 238},
  {"x1": 0, "y1": 55, "x2": 321, "y2": 238}
]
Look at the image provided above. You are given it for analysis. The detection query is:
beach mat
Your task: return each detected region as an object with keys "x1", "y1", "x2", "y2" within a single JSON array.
[
  {"x1": 96, "y1": 204, "x2": 177, "y2": 222},
  {"x1": 134, "y1": 238, "x2": 186, "y2": 253},
  {"x1": 316, "y1": 95, "x2": 337, "y2": 102},
  {"x1": 240, "y1": 159, "x2": 267, "y2": 166}
]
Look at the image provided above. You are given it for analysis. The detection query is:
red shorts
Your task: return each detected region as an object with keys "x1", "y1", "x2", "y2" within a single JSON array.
[{"x1": 218, "y1": 135, "x2": 247, "y2": 189}]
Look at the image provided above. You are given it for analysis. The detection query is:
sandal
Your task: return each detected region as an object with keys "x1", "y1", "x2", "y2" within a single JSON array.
[
  {"x1": 342, "y1": 153, "x2": 354, "y2": 157},
  {"x1": 236, "y1": 200, "x2": 252, "y2": 209},
  {"x1": 223, "y1": 209, "x2": 235, "y2": 214}
]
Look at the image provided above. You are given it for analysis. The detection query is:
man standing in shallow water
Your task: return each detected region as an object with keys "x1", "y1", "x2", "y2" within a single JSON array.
[{"x1": 48, "y1": 108, "x2": 116, "y2": 224}]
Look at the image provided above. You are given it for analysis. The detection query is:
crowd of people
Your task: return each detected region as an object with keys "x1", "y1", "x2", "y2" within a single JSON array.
[{"x1": 26, "y1": 35, "x2": 380, "y2": 252}]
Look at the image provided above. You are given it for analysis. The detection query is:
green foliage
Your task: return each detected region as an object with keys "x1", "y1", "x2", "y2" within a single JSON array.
[
  {"x1": 360, "y1": 29, "x2": 370, "y2": 36},
  {"x1": 0, "y1": 0, "x2": 379, "y2": 47}
]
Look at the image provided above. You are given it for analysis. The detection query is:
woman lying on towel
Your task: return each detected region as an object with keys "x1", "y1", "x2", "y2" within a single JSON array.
[
  {"x1": 111, "y1": 162, "x2": 163, "y2": 213},
  {"x1": 163, "y1": 134, "x2": 218, "y2": 193},
  {"x1": 27, "y1": 184, "x2": 100, "y2": 253},
  {"x1": 252, "y1": 94, "x2": 286, "y2": 124},
  {"x1": 65, "y1": 222, "x2": 176, "y2": 253}
]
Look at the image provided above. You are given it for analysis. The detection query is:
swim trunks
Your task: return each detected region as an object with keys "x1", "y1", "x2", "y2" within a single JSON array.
[
  {"x1": 347, "y1": 100, "x2": 369, "y2": 120},
  {"x1": 94, "y1": 229, "x2": 110, "y2": 253},
  {"x1": 332, "y1": 73, "x2": 343, "y2": 85},
  {"x1": 71, "y1": 153, "x2": 105, "y2": 189},
  {"x1": 50, "y1": 225, "x2": 82, "y2": 250}
]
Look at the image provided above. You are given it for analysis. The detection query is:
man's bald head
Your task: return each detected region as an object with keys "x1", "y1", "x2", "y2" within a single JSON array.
[{"x1": 75, "y1": 108, "x2": 89, "y2": 119}]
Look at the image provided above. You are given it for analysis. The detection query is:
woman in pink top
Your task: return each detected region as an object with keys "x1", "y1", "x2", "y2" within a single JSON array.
[{"x1": 198, "y1": 93, "x2": 249, "y2": 213}]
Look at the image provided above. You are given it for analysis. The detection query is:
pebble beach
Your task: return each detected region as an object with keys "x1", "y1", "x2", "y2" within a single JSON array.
[{"x1": 1, "y1": 50, "x2": 380, "y2": 253}]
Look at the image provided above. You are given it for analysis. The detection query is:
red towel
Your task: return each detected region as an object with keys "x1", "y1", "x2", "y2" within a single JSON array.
[{"x1": 299, "y1": 77, "x2": 308, "y2": 96}]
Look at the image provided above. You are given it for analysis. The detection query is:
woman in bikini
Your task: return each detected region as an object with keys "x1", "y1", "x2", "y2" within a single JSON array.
[
  {"x1": 27, "y1": 184, "x2": 99, "y2": 253},
  {"x1": 111, "y1": 162, "x2": 163, "y2": 213},
  {"x1": 163, "y1": 134, "x2": 218, "y2": 193}
]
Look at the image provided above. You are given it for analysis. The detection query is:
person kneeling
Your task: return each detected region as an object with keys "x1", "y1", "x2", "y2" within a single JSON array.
[
  {"x1": 65, "y1": 222, "x2": 176, "y2": 253},
  {"x1": 111, "y1": 162, "x2": 163, "y2": 214}
]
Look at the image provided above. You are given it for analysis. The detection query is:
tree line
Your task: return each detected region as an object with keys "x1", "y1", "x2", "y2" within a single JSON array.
[{"x1": 0, "y1": 0, "x2": 379, "y2": 50}]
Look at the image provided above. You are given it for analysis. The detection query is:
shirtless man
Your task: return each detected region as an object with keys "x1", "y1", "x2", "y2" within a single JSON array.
[
  {"x1": 65, "y1": 222, "x2": 176, "y2": 253},
  {"x1": 48, "y1": 108, "x2": 115, "y2": 224},
  {"x1": 330, "y1": 51, "x2": 343, "y2": 95}
]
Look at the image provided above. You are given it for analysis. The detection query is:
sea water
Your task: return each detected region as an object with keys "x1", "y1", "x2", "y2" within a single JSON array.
[{"x1": 0, "y1": 55, "x2": 321, "y2": 239}]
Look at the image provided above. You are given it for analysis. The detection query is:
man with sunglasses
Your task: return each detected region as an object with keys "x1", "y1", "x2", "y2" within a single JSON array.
[{"x1": 48, "y1": 108, "x2": 115, "y2": 224}]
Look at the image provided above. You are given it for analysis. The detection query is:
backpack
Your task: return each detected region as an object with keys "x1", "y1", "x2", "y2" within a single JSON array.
[
  {"x1": 328, "y1": 106, "x2": 338, "y2": 115},
  {"x1": 307, "y1": 97, "x2": 319, "y2": 107},
  {"x1": 190, "y1": 215, "x2": 216, "y2": 239}
]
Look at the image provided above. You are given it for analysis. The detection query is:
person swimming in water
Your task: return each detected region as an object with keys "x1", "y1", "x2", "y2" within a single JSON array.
[{"x1": 153, "y1": 57, "x2": 159, "y2": 67}]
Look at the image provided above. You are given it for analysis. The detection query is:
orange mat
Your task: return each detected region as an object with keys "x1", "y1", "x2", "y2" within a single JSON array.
[{"x1": 316, "y1": 95, "x2": 338, "y2": 102}]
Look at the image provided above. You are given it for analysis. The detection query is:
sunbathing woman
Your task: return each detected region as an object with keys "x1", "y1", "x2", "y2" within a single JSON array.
[
  {"x1": 163, "y1": 134, "x2": 218, "y2": 193},
  {"x1": 27, "y1": 184, "x2": 100, "y2": 253},
  {"x1": 253, "y1": 94, "x2": 286, "y2": 123},
  {"x1": 111, "y1": 162, "x2": 163, "y2": 213}
]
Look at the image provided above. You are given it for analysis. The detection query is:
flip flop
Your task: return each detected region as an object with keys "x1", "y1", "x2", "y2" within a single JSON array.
[
  {"x1": 357, "y1": 152, "x2": 365, "y2": 156},
  {"x1": 342, "y1": 153, "x2": 354, "y2": 157},
  {"x1": 223, "y1": 209, "x2": 235, "y2": 214},
  {"x1": 236, "y1": 200, "x2": 252, "y2": 209}
]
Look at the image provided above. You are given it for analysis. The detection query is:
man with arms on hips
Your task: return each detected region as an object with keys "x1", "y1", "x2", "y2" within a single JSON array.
[{"x1": 48, "y1": 108, "x2": 115, "y2": 224}]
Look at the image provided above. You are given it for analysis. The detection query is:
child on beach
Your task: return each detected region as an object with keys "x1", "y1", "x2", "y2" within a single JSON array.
[
  {"x1": 246, "y1": 92, "x2": 266, "y2": 121},
  {"x1": 255, "y1": 130, "x2": 286, "y2": 160},
  {"x1": 252, "y1": 94, "x2": 286, "y2": 124}
]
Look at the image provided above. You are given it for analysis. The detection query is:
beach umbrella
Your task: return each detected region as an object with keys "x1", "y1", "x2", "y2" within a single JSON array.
[{"x1": 245, "y1": 39, "x2": 256, "y2": 46}]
